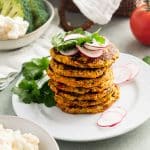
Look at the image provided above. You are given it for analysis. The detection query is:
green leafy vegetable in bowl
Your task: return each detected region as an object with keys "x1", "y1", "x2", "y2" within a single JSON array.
[
  {"x1": 0, "y1": 0, "x2": 49, "y2": 33},
  {"x1": 12, "y1": 57, "x2": 55, "y2": 107},
  {"x1": 143, "y1": 56, "x2": 150, "y2": 65}
]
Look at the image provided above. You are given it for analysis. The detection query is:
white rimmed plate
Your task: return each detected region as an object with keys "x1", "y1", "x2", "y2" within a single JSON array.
[
  {"x1": 0, "y1": 115, "x2": 59, "y2": 150},
  {"x1": 12, "y1": 53, "x2": 150, "y2": 142}
]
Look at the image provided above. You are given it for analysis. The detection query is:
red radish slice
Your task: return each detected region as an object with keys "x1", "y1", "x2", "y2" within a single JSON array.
[
  {"x1": 76, "y1": 45, "x2": 103, "y2": 58},
  {"x1": 84, "y1": 39, "x2": 109, "y2": 50},
  {"x1": 107, "y1": 107, "x2": 126, "y2": 117},
  {"x1": 113, "y1": 66, "x2": 131, "y2": 84},
  {"x1": 60, "y1": 49, "x2": 78, "y2": 56},
  {"x1": 97, "y1": 111, "x2": 124, "y2": 127},
  {"x1": 84, "y1": 43, "x2": 105, "y2": 51},
  {"x1": 125, "y1": 63, "x2": 139, "y2": 80},
  {"x1": 64, "y1": 34, "x2": 85, "y2": 41}
]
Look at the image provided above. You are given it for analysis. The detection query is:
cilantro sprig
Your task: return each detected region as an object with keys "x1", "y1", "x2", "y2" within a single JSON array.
[
  {"x1": 52, "y1": 28, "x2": 105, "y2": 51},
  {"x1": 143, "y1": 56, "x2": 150, "y2": 65},
  {"x1": 12, "y1": 57, "x2": 55, "y2": 107}
]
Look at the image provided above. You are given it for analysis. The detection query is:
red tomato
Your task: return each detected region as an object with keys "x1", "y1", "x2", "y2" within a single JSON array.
[{"x1": 130, "y1": 4, "x2": 150, "y2": 46}]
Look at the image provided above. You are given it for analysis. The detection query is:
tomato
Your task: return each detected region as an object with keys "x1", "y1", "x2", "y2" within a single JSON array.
[{"x1": 130, "y1": 4, "x2": 150, "y2": 46}]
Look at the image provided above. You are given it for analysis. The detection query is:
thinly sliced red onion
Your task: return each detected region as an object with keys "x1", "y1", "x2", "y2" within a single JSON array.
[
  {"x1": 107, "y1": 107, "x2": 126, "y2": 117},
  {"x1": 76, "y1": 45, "x2": 103, "y2": 58},
  {"x1": 125, "y1": 63, "x2": 140, "y2": 80},
  {"x1": 84, "y1": 39, "x2": 109, "y2": 51},
  {"x1": 113, "y1": 66, "x2": 131, "y2": 84},
  {"x1": 84, "y1": 43, "x2": 105, "y2": 51},
  {"x1": 113, "y1": 62, "x2": 140, "y2": 84},
  {"x1": 64, "y1": 34, "x2": 85, "y2": 41},
  {"x1": 60, "y1": 49, "x2": 78, "y2": 56},
  {"x1": 97, "y1": 111, "x2": 124, "y2": 127}
]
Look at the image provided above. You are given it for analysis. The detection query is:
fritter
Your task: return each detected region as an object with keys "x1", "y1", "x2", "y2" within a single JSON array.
[
  {"x1": 55, "y1": 85, "x2": 120, "y2": 107},
  {"x1": 56, "y1": 87, "x2": 119, "y2": 114},
  {"x1": 49, "y1": 79, "x2": 113, "y2": 94},
  {"x1": 50, "y1": 59, "x2": 107, "y2": 78},
  {"x1": 52, "y1": 85, "x2": 115, "y2": 101},
  {"x1": 50, "y1": 44, "x2": 119, "y2": 69},
  {"x1": 47, "y1": 68, "x2": 113, "y2": 88}
]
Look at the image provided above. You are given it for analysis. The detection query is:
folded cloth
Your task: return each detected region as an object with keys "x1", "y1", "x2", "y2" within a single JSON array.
[
  {"x1": 0, "y1": 9, "x2": 63, "y2": 90},
  {"x1": 73, "y1": 0, "x2": 122, "y2": 24}
]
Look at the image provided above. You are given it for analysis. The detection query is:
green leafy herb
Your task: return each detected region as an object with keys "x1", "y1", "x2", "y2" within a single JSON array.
[
  {"x1": 67, "y1": 28, "x2": 85, "y2": 35},
  {"x1": 22, "y1": 57, "x2": 49, "y2": 80},
  {"x1": 13, "y1": 80, "x2": 55, "y2": 107},
  {"x1": 51, "y1": 28, "x2": 105, "y2": 51},
  {"x1": 92, "y1": 32, "x2": 105, "y2": 44},
  {"x1": 13, "y1": 79, "x2": 41, "y2": 104},
  {"x1": 143, "y1": 56, "x2": 150, "y2": 65},
  {"x1": 12, "y1": 57, "x2": 55, "y2": 107},
  {"x1": 40, "y1": 81, "x2": 55, "y2": 107}
]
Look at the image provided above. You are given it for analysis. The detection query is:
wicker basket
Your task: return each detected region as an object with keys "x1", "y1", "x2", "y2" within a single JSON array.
[{"x1": 59, "y1": 0, "x2": 139, "y2": 31}]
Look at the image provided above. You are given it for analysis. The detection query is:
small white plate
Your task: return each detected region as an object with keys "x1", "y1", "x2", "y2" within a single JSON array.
[
  {"x1": 0, "y1": 0, "x2": 55, "y2": 50},
  {"x1": 0, "y1": 115, "x2": 59, "y2": 150},
  {"x1": 12, "y1": 53, "x2": 150, "y2": 142}
]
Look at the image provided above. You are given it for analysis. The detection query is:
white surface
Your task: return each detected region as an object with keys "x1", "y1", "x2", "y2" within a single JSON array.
[
  {"x1": 0, "y1": 0, "x2": 55, "y2": 50},
  {"x1": 0, "y1": 115, "x2": 59, "y2": 150},
  {"x1": 12, "y1": 53, "x2": 150, "y2": 142}
]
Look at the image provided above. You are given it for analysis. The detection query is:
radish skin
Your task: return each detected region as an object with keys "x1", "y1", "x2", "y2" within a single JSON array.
[{"x1": 76, "y1": 45, "x2": 103, "y2": 58}]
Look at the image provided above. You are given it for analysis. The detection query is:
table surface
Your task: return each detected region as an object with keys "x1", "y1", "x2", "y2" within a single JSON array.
[{"x1": 0, "y1": 3, "x2": 150, "y2": 149}]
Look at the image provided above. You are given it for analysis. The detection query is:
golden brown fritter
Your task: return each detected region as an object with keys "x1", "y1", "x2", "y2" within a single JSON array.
[
  {"x1": 50, "y1": 59, "x2": 107, "y2": 78},
  {"x1": 55, "y1": 85, "x2": 120, "y2": 107},
  {"x1": 49, "y1": 79, "x2": 114, "y2": 94},
  {"x1": 52, "y1": 86, "x2": 115, "y2": 101},
  {"x1": 47, "y1": 68, "x2": 113, "y2": 88},
  {"x1": 50, "y1": 44, "x2": 119, "y2": 69},
  {"x1": 56, "y1": 86, "x2": 119, "y2": 114}
]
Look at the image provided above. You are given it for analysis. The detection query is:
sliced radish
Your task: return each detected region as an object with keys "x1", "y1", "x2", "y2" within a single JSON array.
[
  {"x1": 113, "y1": 62, "x2": 140, "y2": 84},
  {"x1": 125, "y1": 63, "x2": 139, "y2": 80},
  {"x1": 60, "y1": 49, "x2": 78, "y2": 56},
  {"x1": 76, "y1": 45, "x2": 103, "y2": 58},
  {"x1": 107, "y1": 106, "x2": 126, "y2": 117},
  {"x1": 113, "y1": 66, "x2": 131, "y2": 84},
  {"x1": 84, "y1": 43, "x2": 105, "y2": 51},
  {"x1": 84, "y1": 39, "x2": 109, "y2": 51},
  {"x1": 64, "y1": 34, "x2": 85, "y2": 41},
  {"x1": 97, "y1": 111, "x2": 124, "y2": 127}
]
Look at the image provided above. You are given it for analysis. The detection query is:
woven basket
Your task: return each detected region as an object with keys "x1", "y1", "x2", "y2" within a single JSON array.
[
  {"x1": 115, "y1": 0, "x2": 139, "y2": 16},
  {"x1": 59, "y1": 0, "x2": 138, "y2": 31}
]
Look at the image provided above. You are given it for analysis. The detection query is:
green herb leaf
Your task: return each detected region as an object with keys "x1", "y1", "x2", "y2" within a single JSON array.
[
  {"x1": 143, "y1": 56, "x2": 150, "y2": 65},
  {"x1": 92, "y1": 32, "x2": 105, "y2": 44},
  {"x1": 67, "y1": 28, "x2": 85, "y2": 35},
  {"x1": 22, "y1": 57, "x2": 49, "y2": 80},
  {"x1": 12, "y1": 79, "x2": 40, "y2": 104},
  {"x1": 40, "y1": 81, "x2": 55, "y2": 107},
  {"x1": 13, "y1": 80, "x2": 56, "y2": 107},
  {"x1": 51, "y1": 33, "x2": 65, "y2": 48},
  {"x1": 51, "y1": 28, "x2": 105, "y2": 51}
]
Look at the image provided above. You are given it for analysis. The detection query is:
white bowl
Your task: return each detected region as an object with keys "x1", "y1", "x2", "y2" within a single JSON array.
[
  {"x1": 0, "y1": 115, "x2": 59, "y2": 150},
  {"x1": 0, "y1": 0, "x2": 55, "y2": 51}
]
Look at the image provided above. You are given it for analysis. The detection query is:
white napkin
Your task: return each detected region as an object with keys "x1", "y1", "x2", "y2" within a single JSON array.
[
  {"x1": 73, "y1": 0, "x2": 122, "y2": 24},
  {"x1": 0, "y1": 9, "x2": 63, "y2": 90}
]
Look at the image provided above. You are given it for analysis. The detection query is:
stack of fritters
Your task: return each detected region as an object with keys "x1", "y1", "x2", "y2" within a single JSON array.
[{"x1": 47, "y1": 44, "x2": 120, "y2": 114}]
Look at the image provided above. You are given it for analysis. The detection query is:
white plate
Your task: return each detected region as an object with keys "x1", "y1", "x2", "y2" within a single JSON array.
[
  {"x1": 12, "y1": 53, "x2": 150, "y2": 142},
  {"x1": 0, "y1": 115, "x2": 59, "y2": 150},
  {"x1": 0, "y1": 0, "x2": 55, "y2": 50}
]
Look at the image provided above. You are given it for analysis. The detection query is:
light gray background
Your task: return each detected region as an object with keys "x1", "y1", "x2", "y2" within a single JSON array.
[{"x1": 0, "y1": 1, "x2": 150, "y2": 149}]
